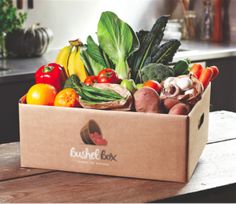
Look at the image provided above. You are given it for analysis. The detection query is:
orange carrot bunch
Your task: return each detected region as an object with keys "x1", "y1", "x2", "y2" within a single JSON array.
[{"x1": 190, "y1": 64, "x2": 219, "y2": 89}]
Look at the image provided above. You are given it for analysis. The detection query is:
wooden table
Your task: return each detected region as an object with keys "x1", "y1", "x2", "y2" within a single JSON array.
[{"x1": 0, "y1": 111, "x2": 236, "y2": 203}]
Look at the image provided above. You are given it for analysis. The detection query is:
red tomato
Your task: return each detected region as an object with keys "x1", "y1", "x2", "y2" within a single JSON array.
[
  {"x1": 190, "y1": 64, "x2": 204, "y2": 79},
  {"x1": 208, "y1": 66, "x2": 219, "y2": 81},
  {"x1": 97, "y1": 68, "x2": 119, "y2": 84},
  {"x1": 84, "y1": 76, "x2": 98, "y2": 86},
  {"x1": 143, "y1": 80, "x2": 162, "y2": 94}
]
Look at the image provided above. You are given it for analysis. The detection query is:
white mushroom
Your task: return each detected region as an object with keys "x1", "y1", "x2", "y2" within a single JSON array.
[
  {"x1": 185, "y1": 88, "x2": 197, "y2": 97},
  {"x1": 175, "y1": 77, "x2": 193, "y2": 91},
  {"x1": 163, "y1": 77, "x2": 176, "y2": 89}
]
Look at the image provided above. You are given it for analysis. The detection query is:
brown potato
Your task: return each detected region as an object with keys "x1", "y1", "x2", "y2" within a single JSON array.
[
  {"x1": 134, "y1": 87, "x2": 161, "y2": 113},
  {"x1": 163, "y1": 98, "x2": 180, "y2": 111},
  {"x1": 169, "y1": 103, "x2": 190, "y2": 115}
]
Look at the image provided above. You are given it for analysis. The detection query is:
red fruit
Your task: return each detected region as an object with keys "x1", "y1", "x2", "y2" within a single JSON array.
[
  {"x1": 84, "y1": 76, "x2": 98, "y2": 86},
  {"x1": 143, "y1": 80, "x2": 162, "y2": 94},
  {"x1": 97, "y1": 68, "x2": 119, "y2": 84}
]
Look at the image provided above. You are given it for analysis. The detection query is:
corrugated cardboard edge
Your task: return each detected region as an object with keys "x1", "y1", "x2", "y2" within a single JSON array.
[{"x1": 186, "y1": 84, "x2": 211, "y2": 181}]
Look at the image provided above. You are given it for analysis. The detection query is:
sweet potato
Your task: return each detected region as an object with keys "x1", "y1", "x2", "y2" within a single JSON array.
[
  {"x1": 163, "y1": 98, "x2": 179, "y2": 111},
  {"x1": 169, "y1": 103, "x2": 190, "y2": 115},
  {"x1": 134, "y1": 87, "x2": 161, "y2": 113}
]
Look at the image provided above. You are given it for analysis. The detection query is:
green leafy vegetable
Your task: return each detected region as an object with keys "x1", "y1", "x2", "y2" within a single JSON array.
[
  {"x1": 97, "y1": 11, "x2": 139, "y2": 79},
  {"x1": 140, "y1": 63, "x2": 174, "y2": 83},
  {"x1": 86, "y1": 35, "x2": 107, "y2": 67},
  {"x1": 145, "y1": 40, "x2": 181, "y2": 65},
  {"x1": 80, "y1": 36, "x2": 113, "y2": 75},
  {"x1": 129, "y1": 16, "x2": 169, "y2": 81}
]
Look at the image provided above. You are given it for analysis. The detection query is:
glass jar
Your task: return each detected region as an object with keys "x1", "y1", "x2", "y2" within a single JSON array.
[{"x1": 182, "y1": 10, "x2": 197, "y2": 40}]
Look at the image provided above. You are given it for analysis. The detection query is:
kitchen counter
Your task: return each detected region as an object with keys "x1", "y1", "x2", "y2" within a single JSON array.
[
  {"x1": 175, "y1": 41, "x2": 236, "y2": 62},
  {"x1": 1, "y1": 41, "x2": 236, "y2": 84},
  {"x1": 0, "y1": 51, "x2": 57, "y2": 84}
]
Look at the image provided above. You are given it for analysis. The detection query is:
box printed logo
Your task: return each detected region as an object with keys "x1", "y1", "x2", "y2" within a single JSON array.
[
  {"x1": 70, "y1": 120, "x2": 116, "y2": 162},
  {"x1": 80, "y1": 120, "x2": 108, "y2": 146},
  {"x1": 70, "y1": 120, "x2": 117, "y2": 161}
]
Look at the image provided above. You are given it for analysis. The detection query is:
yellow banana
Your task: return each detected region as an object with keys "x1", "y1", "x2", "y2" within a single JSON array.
[
  {"x1": 67, "y1": 46, "x2": 78, "y2": 77},
  {"x1": 55, "y1": 45, "x2": 72, "y2": 77},
  {"x1": 67, "y1": 46, "x2": 88, "y2": 82},
  {"x1": 74, "y1": 47, "x2": 88, "y2": 82}
]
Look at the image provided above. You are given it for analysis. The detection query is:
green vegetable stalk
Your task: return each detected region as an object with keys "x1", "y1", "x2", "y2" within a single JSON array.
[{"x1": 97, "y1": 11, "x2": 139, "y2": 79}]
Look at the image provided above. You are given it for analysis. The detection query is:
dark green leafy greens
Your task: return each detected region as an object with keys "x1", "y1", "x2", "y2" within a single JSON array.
[
  {"x1": 140, "y1": 63, "x2": 174, "y2": 83},
  {"x1": 128, "y1": 16, "x2": 181, "y2": 83},
  {"x1": 129, "y1": 16, "x2": 168, "y2": 81},
  {"x1": 81, "y1": 12, "x2": 181, "y2": 85},
  {"x1": 144, "y1": 40, "x2": 181, "y2": 65},
  {"x1": 97, "y1": 11, "x2": 139, "y2": 79},
  {"x1": 80, "y1": 36, "x2": 114, "y2": 75}
]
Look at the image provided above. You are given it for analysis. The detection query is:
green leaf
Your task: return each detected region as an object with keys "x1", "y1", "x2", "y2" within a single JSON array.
[
  {"x1": 150, "y1": 39, "x2": 181, "y2": 65},
  {"x1": 0, "y1": 0, "x2": 27, "y2": 34},
  {"x1": 86, "y1": 35, "x2": 107, "y2": 67},
  {"x1": 97, "y1": 11, "x2": 139, "y2": 79},
  {"x1": 80, "y1": 49, "x2": 105, "y2": 75},
  {"x1": 80, "y1": 49, "x2": 94, "y2": 76},
  {"x1": 129, "y1": 16, "x2": 169, "y2": 82}
]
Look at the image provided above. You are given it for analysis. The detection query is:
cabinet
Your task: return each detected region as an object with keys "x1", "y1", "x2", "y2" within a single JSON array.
[
  {"x1": 0, "y1": 79, "x2": 34, "y2": 143},
  {"x1": 206, "y1": 57, "x2": 236, "y2": 112}
]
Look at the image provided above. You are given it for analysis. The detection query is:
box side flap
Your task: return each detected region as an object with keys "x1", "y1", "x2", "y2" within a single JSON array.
[{"x1": 187, "y1": 85, "x2": 211, "y2": 180}]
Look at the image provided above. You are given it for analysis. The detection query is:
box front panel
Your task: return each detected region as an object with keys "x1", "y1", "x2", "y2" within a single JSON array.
[{"x1": 19, "y1": 105, "x2": 188, "y2": 182}]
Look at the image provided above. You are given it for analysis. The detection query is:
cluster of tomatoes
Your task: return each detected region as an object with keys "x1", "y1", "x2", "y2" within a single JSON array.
[
  {"x1": 84, "y1": 68, "x2": 120, "y2": 85},
  {"x1": 85, "y1": 68, "x2": 162, "y2": 94}
]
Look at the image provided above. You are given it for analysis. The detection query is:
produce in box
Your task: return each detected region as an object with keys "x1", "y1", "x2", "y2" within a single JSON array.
[{"x1": 25, "y1": 11, "x2": 219, "y2": 116}]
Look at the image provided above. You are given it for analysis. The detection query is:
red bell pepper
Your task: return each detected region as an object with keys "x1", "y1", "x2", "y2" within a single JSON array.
[{"x1": 35, "y1": 63, "x2": 67, "y2": 91}]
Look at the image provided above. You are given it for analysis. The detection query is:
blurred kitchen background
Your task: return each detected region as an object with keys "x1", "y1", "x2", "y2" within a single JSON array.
[
  {"x1": 18, "y1": 0, "x2": 236, "y2": 48},
  {"x1": 0, "y1": 0, "x2": 236, "y2": 143}
]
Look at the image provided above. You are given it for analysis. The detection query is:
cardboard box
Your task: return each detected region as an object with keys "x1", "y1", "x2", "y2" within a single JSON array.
[{"x1": 19, "y1": 85, "x2": 211, "y2": 183}]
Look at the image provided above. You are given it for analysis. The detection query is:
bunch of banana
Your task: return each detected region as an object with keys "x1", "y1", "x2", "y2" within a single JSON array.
[{"x1": 56, "y1": 39, "x2": 87, "y2": 82}]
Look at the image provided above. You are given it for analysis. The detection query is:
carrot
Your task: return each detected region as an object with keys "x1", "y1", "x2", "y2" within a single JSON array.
[
  {"x1": 208, "y1": 66, "x2": 219, "y2": 81},
  {"x1": 199, "y1": 68, "x2": 213, "y2": 89},
  {"x1": 190, "y1": 64, "x2": 203, "y2": 79}
]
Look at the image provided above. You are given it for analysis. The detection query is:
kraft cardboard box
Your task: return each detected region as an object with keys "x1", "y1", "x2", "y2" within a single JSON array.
[{"x1": 19, "y1": 85, "x2": 211, "y2": 183}]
